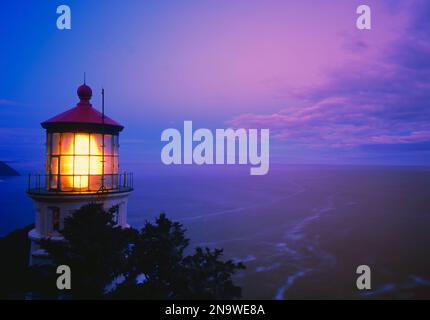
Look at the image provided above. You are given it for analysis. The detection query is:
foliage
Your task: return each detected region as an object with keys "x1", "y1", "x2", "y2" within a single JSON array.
[
  {"x1": 39, "y1": 204, "x2": 245, "y2": 300},
  {"x1": 114, "y1": 214, "x2": 244, "y2": 299},
  {"x1": 0, "y1": 225, "x2": 33, "y2": 299},
  {"x1": 41, "y1": 203, "x2": 135, "y2": 299}
]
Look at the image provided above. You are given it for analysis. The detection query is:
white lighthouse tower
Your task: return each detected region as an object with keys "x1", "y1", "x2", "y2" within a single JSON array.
[{"x1": 27, "y1": 83, "x2": 133, "y2": 265}]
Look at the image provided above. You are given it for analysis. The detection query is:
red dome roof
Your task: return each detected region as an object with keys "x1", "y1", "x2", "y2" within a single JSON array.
[{"x1": 41, "y1": 84, "x2": 123, "y2": 132}]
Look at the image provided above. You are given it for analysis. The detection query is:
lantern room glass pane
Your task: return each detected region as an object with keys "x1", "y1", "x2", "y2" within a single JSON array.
[
  {"x1": 52, "y1": 133, "x2": 61, "y2": 155},
  {"x1": 73, "y1": 175, "x2": 89, "y2": 191},
  {"x1": 104, "y1": 156, "x2": 113, "y2": 174},
  {"x1": 50, "y1": 175, "x2": 58, "y2": 190},
  {"x1": 61, "y1": 133, "x2": 74, "y2": 155},
  {"x1": 112, "y1": 174, "x2": 118, "y2": 189},
  {"x1": 75, "y1": 133, "x2": 90, "y2": 155},
  {"x1": 60, "y1": 156, "x2": 74, "y2": 174},
  {"x1": 46, "y1": 133, "x2": 51, "y2": 155},
  {"x1": 90, "y1": 156, "x2": 103, "y2": 174},
  {"x1": 60, "y1": 176, "x2": 73, "y2": 191},
  {"x1": 104, "y1": 134, "x2": 113, "y2": 155},
  {"x1": 89, "y1": 175, "x2": 102, "y2": 191},
  {"x1": 103, "y1": 175, "x2": 113, "y2": 189},
  {"x1": 114, "y1": 135, "x2": 119, "y2": 155},
  {"x1": 74, "y1": 156, "x2": 89, "y2": 175},
  {"x1": 50, "y1": 157, "x2": 59, "y2": 175},
  {"x1": 113, "y1": 156, "x2": 119, "y2": 174},
  {"x1": 90, "y1": 133, "x2": 103, "y2": 155}
]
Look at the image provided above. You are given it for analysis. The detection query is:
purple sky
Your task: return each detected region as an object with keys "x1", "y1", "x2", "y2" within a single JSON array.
[{"x1": 1, "y1": 0, "x2": 429, "y2": 170}]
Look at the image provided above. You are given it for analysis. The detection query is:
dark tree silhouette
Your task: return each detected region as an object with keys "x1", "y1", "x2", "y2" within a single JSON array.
[
  {"x1": 41, "y1": 203, "x2": 135, "y2": 299},
  {"x1": 0, "y1": 225, "x2": 33, "y2": 299},
  {"x1": 181, "y1": 247, "x2": 245, "y2": 299},
  {"x1": 40, "y1": 204, "x2": 245, "y2": 300},
  {"x1": 115, "y1": 213, "x2": 189, "y2": 298},
  {"x1": 114, "y1": 214, "x2": 245, "y2": 299}
]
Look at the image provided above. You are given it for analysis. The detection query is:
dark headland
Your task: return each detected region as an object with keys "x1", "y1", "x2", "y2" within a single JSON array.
[{"x1": 0, "y1": 161, "x2": 20, "y2": 176}]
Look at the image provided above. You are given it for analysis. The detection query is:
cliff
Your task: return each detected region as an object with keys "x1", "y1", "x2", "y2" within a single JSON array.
[{"x1": 0, "y1": 161, "x2": 20, "y2": 176}]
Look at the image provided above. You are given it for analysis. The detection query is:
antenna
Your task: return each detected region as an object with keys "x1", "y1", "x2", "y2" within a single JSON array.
[
  {"x1": 99, "y1": 88, "x2": 106, "y2": 194},
  {"x1": 102, "y1": 88, "x2": 105, "y2": 122},
  {"x1": 84, "y1": 72, "x2": 86, "y2": 84}
]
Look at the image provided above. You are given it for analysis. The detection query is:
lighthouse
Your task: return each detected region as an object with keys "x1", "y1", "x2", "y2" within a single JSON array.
[{"x1": 27, "y1": 83, "x2": 133, "y2": 266}]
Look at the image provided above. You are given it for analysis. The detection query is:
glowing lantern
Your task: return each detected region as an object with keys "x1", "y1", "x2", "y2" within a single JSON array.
[{"x1": 42, "y1": 84, "x2": 123, "y2": 192}]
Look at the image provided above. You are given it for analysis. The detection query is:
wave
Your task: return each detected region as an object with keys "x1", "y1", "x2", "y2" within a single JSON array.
[
  {"x1": 275, "y1": 268, "x2": 314, "y2": 300},
  {"x1": 179, "y1": 183, "x2": 307, "y2": 222},
  {"x1": 360, "y1": 275, "x2": 430, "y2": 297}
]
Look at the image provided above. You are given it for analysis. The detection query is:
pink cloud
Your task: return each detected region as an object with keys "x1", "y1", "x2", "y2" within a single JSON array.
[{"x1": 226, "y1": 1, "x2": 430, "y2": 150}]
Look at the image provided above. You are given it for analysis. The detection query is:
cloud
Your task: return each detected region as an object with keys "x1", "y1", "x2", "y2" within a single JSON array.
[
  {"x1": 0, "y1": 99, "x2": 20, "y2": 107},
  {"x1": 227, "y1": 1, "x2": 430, "y2": 150}
]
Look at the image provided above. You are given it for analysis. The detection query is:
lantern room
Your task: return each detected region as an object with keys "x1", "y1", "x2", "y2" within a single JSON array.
[
  {"x1": 31, "y1": 83, "x2": 131, "y2": 193},
  {"x1": 45, "y1": 131, "x2": 119, "y2": 191}
]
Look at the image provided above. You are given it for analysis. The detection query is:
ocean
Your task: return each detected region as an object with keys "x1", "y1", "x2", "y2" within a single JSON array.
[{"x1": 1, "y1": 164, "x2": 430, "y2": 299}]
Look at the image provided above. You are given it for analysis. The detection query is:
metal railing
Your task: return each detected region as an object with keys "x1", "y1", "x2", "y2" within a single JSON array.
[{"x1": 27, "y1": 172, "x2": 133, "y2": 195}]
